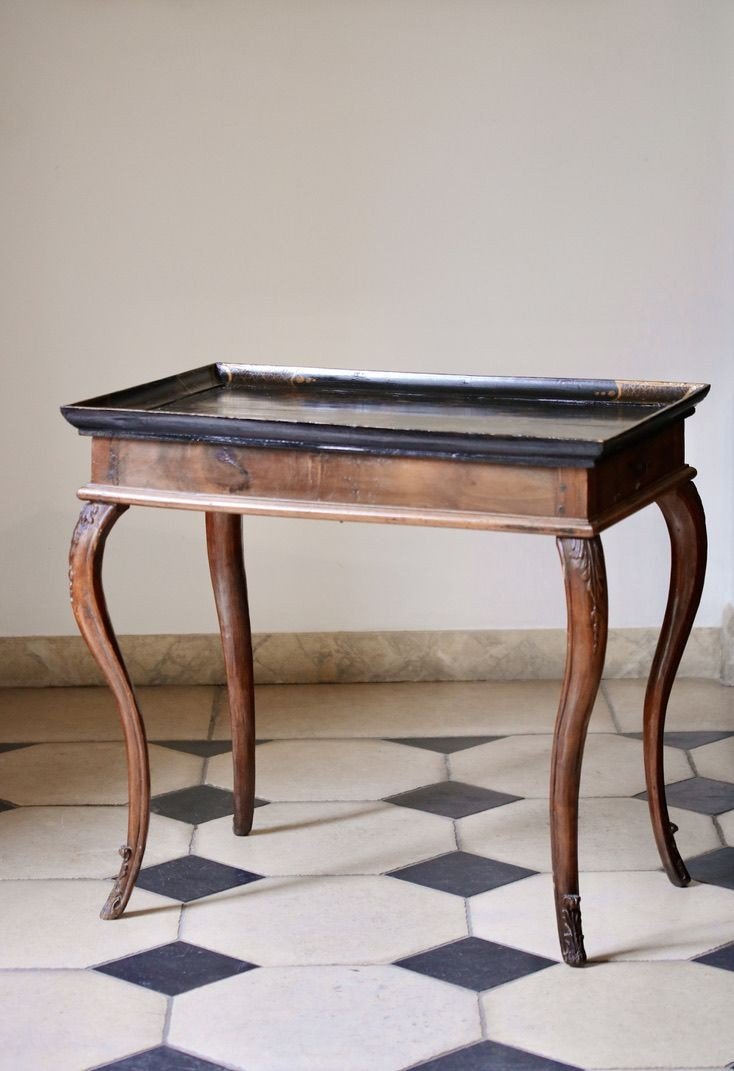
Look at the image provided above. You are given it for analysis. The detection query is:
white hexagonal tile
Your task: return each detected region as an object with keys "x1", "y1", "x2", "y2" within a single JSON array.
[
  {"x1": 214, "y1": 680, "x2": 614, "y2": 738},
  {"x1": 0, "y1": 743, "x2": 202, "y2": 805},
  {"x1": 0, "y1": 806, "x2": 191, "y2": 878},
  {"x1": 481, "y1": 962, "x2": 734, "y2": 1068},
  {"x1": 0, "y1": 970, "x2": 166, "y2": 1070},
  {"x1": 0, "y1": 880, "x2": 180, "y2": 967},
  {"x1": 0, "y1": 686, "x2": 215, "y2": 741},
  {"x1": 207, "y1": 739, "x2": 445, "y2": 801},
  {"x1": 193, "y1": 801, "x2": 455, "y2": 875},
  {"x1": 470, "y1": 871, "x2": 734, "y2": 962},
  {"x1": 169, "y1": 965, "x2": 481, "y2": 1071},
  {"x1": 605, "y1": 679, "x2": 734, "y2": 732},
  {"x1": 450, "y1": 734, "x2": 691, "y2": 798},
  {"x1": 181, "y1": 874, "x2": 468, "y2": 965},
  {"x1": 694, "y1": 735, "x2": 734, "y2": 784},
  {"x1": 457, "y1": 798, "x2": 720, "y2": 871}
]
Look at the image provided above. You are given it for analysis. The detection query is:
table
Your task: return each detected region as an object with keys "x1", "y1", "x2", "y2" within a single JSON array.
[{"x1": 63, "y1": 365, "x2": 709, "y2": 966}]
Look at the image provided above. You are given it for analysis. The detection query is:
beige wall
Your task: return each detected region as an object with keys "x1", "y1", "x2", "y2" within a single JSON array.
[{"x1": 1, "y1": 0, "x2": 732, "y2": 637}]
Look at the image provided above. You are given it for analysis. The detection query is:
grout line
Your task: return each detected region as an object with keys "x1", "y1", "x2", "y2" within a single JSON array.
[
  {"x1": 686, "y1": 749, "x2": 700, "y2": 777},
  {"x1": 163, "y1": 1044, "x2": 244, "y2": 1071},
  {"x1": 449, "y1": 816, "x2": 461, "y2": 849},
  {"x1": 207, "y1": 688, "x2": 223, "y2": 741},
  {"x1": 161, "y1": 992, "x2": 175, "y2": 1048},
  {"x1": 160, "y1": 711, "x2": 211, "y2": 1049},
  {"x1": 600, "y1": 680, "x2": 623, "y2": 734},
  {"x1": 463, "y1": 892, "x2": 473, "y2": 937},
  {"x1": 711, "y1": 815, "x2": 728, "y2": 849},
  {"x1": 476, "y1": 988, "x2": 489, "y2": 1039},
  {"x1": 400, "y1": 1038, "x2": 487, "y2": 1071}
]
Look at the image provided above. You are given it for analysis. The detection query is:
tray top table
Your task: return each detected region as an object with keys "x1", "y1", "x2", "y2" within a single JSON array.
[{"x1": 63, "y1": 364, "x2": 710, "y2": 966}]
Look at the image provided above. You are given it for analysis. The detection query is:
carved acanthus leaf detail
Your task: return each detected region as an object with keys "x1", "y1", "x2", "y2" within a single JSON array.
[
  {"x1": 71, "y1": 502, "x2": 104, "y2": 546},
  {"x1": 566, "y1": 538, "x2": 605, "y2": 654},
  {"x1": 68, "y1": 503, "x2": 105, "y2": 604}
]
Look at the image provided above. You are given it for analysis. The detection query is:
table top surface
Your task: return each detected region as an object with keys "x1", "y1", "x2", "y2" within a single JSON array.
[{"x1": 62, "y1": 364, "x2": 709, "y2": 466}]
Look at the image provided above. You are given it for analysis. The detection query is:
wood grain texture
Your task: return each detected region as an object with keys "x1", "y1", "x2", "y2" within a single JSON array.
[
  {"x1": 643, "y1": 480, "x2": 707, "y2": 885},
  {"x1": 83, "y1": 433, "x2": 696, "y2": 537},
  {"x1": 586, "y1": 423, "x2": 684, "y2": 515},
  {"x1": 206, "y1": 512, "x2": 256, "y2": 836},
  {"x1": 68, "y1": 500, "x2": 150, "y2": 920},
  {"x1": 91, "y1": 437, "x2": 581, "y2": 518},
  {"x1": 551, "y1": 536, "x2": 608, "y2": 966}
]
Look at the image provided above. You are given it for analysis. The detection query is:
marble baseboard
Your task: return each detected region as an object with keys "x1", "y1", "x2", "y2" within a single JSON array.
[{"x1": 0, "y1": 627, "x2": 725, "y2": 687}]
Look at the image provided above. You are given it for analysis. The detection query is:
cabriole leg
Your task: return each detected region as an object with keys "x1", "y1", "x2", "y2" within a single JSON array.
[
  {"x1": 644, "y1": 480, "x2": 707, "y2": 885},
  {"x1": 206, "y1": 512, "x2": 256, "y2": 836},
  {"x1": 69, "y1": 501, "x2": 150, "y2": 919},
  {"x1": 551, "y1": 536, "x2": 608, "y2": 965}
]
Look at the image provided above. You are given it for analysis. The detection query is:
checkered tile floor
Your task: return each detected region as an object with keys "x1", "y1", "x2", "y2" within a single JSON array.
[{"x1": 0, "y1": 679, "x2": 733, "y2": 1070}]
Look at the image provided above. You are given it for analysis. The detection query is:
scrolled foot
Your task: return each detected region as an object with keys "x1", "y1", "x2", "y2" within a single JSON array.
[
  {"x1": 100, "y1": 844, "x2": 135, "y2": 920},
  {"x1": 667, "y1": 837, "x2": 691, "y2": 887},
  {"x1": 559, "y1": 893, "x2": 587, "y2": 967},
  {"x1": 664, "y1": 820, "x2": 691, "y2": 884}
]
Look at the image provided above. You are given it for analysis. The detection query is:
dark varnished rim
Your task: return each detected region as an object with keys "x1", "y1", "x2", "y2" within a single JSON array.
[{"x1": 61, "y1": 363, "x2": 710, "y2": 468}]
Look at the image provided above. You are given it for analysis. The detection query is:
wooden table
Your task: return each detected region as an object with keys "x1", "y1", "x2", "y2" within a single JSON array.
[{"x1": 63, "y1": 365, "x2": 709, "y2": 966}]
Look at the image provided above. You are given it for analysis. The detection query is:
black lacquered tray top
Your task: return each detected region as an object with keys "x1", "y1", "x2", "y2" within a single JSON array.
[{"x1": 62, "y1": 363, "x2": 709, "y2": 467}]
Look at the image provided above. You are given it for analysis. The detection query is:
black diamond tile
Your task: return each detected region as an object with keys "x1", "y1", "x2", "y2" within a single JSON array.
[
  {"x1": 150, "y1": 785, "x2": 234, "y2": 824},
  {"x1": 636, "y1": 777, "x2": 734, "y2": 816},
  {"x1": 94, "y1": 1047, "x2": 232, "y2": 1070},
  {"x1": 687, "y1": 847, "x2": 734, "y2": 891},
  {"x1": 95, "y1": 940, "x2": 256, "y2": 996},
  {"x1": 695, "y1": 942, "x2": 734, "y2": 972},
  {"x1": 395, "y1": 936, "x2": 554, "y2": 992},
  {"x1": 385, "y1": 781, "x2": 520, "y2": 819},
  {"x1": 135, "y1": 854, "x2": 263, "y2": 902},
  {"x1": 0, "y1": 742, "x2": 36, "y2": 754},
  {"x1": 388, "y1": 852, "x2": 536, "y2": 897},
  {"x1": 0, "y1": 799, "x2": 17, "y2": 812},
  {"x1": 151, "y1": 784, "x2": 268, "y2": 824},
  {"x1": 409, "y1": 1039, "x2": 581, "y2": 1070},
  {"x1": 152, "y1": 740, "x2": 234, "y2": 758},
  {"x1": 624, "y1": 730, "x2": 734, "y2": 750},
  {"x1": 388, "y1": 736, "x2": 503, "y2": 754}
]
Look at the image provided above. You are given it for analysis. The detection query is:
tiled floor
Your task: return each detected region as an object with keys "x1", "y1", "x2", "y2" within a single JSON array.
[{"x1": 0, "y1": 678, "x2": 733, "y2": 1071}]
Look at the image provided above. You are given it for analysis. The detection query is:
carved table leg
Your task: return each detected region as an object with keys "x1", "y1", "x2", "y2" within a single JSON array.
[
  {"x1": 69, "y1": 501, "x2": 150, "y2": 919},
  {"x1": 206, "y1": 512, "x2": 256, "y2": 836},
  {"x1": 551, "y1": 537, "x2": 608, "y2": 966},
  {"x1": 643, "y1": 480, "x2": 707, "y2": 886}
]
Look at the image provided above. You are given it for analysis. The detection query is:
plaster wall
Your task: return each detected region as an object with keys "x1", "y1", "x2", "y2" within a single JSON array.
[{"x1": 1, "y1": 0, "x2": 732, "y2": 638}]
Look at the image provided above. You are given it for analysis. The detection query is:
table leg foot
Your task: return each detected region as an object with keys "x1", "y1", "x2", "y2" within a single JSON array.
[
  {"x1": 552, "y1": 536, "x2": 608, "y2": 966},
  {"x1": 558, "y1": 892, "x2": 585, "y2": 966},
  {"x1": 101, "y1": 844, "x2": 140, "y2": 920},
  {"x1": 206, "y1": 512, "x2": 256, "y2": 837},
  {"x1": 69, "y1": 501, "x2": 150, "y2": 920},
  {"x1": 644, "y1": 480, "x2": 707, "y2": 886}
]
